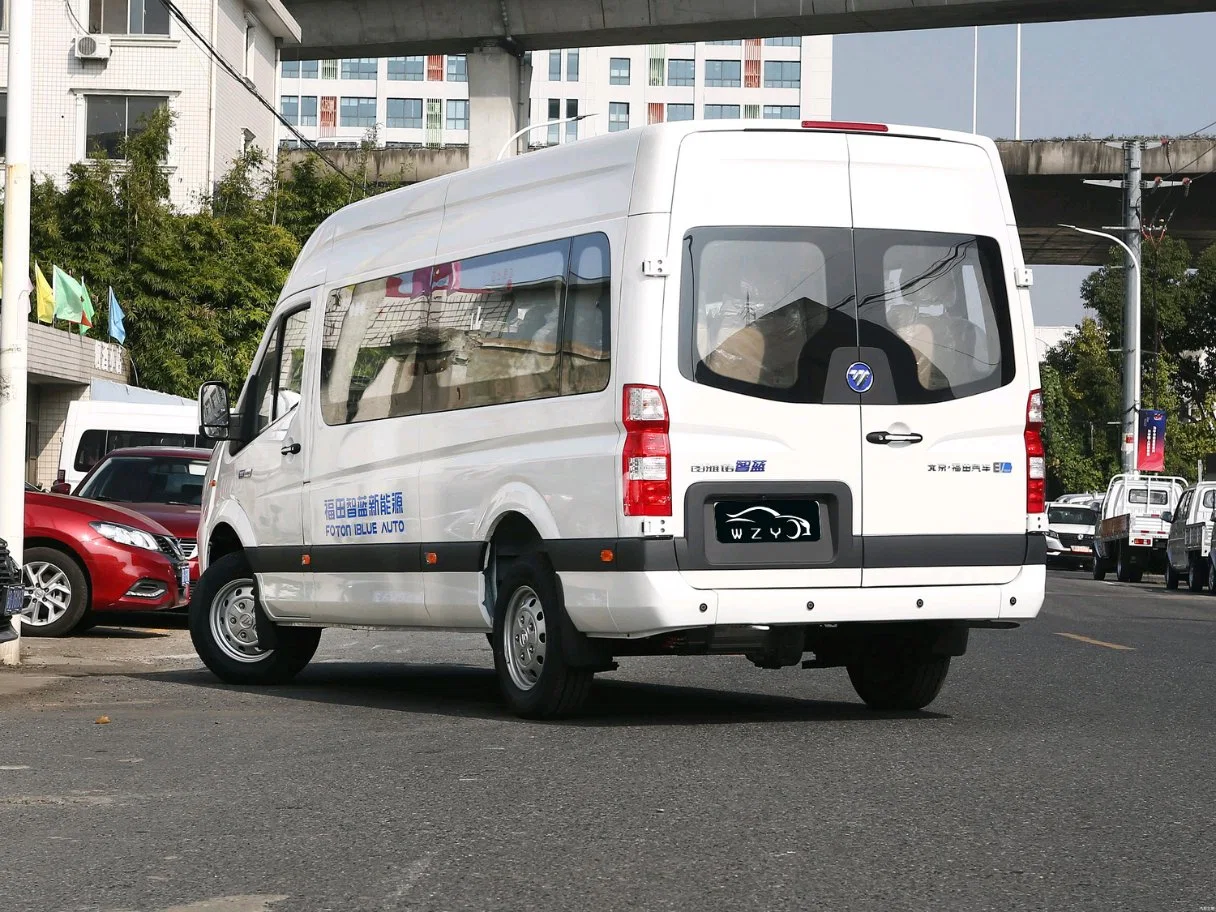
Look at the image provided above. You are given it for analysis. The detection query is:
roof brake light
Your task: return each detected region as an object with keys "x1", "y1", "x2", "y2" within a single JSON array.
[{"x1": 801, "y1": 120, "x2": 889, "y2": 133}]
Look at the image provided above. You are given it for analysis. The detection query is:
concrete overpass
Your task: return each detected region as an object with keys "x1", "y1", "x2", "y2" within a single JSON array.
[
  {"x1": 285, "y1": 138, "x2": 1216, "y2": 266},
  {"x1": 277, "y1": 0, "x2": 1216, "y2": 167},
  {"x1": 280, "y1": 0, "x2": 1216, "y2": 58}
]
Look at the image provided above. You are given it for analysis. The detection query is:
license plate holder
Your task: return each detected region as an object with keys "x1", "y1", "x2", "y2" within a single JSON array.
[
  {"x1": 179, "y1": 565, "x2": 190, "y2": 590},
  {"x1": 2, "y1": 584, "x2": 24, "y2": 617},
  {"x1": 713, "y1": 499, "x2": 821, "y2": 545}
]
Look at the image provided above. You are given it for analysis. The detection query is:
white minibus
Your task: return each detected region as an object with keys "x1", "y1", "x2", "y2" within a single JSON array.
[{"x1": 191, "y1": 120, "x2": 1047, "y2": 718}]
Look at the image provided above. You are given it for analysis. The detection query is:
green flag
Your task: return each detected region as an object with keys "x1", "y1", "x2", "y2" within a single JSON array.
[
  {"x1": 52, "y1": 266, "x2": 85, "y2": 323},
  {"x1": 80, "y1": 280, "x2": 95, "y2": 336}
]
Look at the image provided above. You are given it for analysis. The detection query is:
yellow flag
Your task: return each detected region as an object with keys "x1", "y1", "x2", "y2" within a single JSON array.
[{"x1": 35, "y1": 263, "x2": 55, "y2": 324}]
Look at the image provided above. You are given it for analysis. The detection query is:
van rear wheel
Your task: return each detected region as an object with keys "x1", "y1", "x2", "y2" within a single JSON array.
[
  {"x1": 492, "y1": 554, "x2": 593, "y2": 719},
  {"x1": 189, "y1": 552, "x2": 321, "y2": 685},
  {"x1": 1165, "y1": 561, "x2": 1180, "y2": 590},
  {"x1": 1092, "y1": 553, "x2": 1108, "y2": 581},
  {"x1": 1188, "y1": 555, "x2": 1208, "y2": 592},
  {"x1": 1116, "y1": 544, "x2": 1136, "y2": 583},
  {"x1": 847, "y1": 649, "x2": 951, "y2": 712}
]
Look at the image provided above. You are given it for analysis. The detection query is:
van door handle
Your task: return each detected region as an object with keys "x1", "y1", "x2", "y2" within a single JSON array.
[
  {"x1": 281, "y1": 442, "x2": 301, "y2": 456},
  {"x1": 866, "y1": 431, "x2": 924, "y2": 446}
]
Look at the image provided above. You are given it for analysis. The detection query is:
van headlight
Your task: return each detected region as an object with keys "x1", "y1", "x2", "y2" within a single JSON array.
[{"x1": 90, "y1": 522, "x2": 160, "y2": 552}]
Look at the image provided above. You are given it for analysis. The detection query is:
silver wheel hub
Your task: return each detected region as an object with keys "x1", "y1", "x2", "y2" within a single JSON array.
[
  {"x1": 210, "y1": 579, "x2": 271, "y2": 664},
  {"x1": 503, "y1": 586, "x2": 547, "y2": 692},
  {"x1": 21, "y1": 562, "x2": 72, "y2": 627}
]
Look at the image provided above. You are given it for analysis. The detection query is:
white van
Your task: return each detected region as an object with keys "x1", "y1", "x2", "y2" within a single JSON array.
[
  {"x1": 58, "y1": 398, "x2": 212, "y2": 491},
  {"x1": 191, "y1": 120, "x2": 1047, "y2": 718}
]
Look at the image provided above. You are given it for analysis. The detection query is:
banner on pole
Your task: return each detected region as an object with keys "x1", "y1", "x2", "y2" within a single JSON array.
[{"x1": 1137, "y1": 409, "x2": 1167, "y2": 472}]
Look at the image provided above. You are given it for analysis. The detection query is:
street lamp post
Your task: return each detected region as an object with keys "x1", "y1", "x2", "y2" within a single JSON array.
[
  {"x1": 1061, "y1": 223, "x2": 1142, "y2": 475},
  {"x1": 496, "y1": 114, "x2": 596, "y2": 161}
]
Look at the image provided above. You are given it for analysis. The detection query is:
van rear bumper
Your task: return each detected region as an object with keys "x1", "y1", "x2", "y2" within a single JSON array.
[{"x1": 559, "y1": 564, "x2": 1045, "y2": 637}]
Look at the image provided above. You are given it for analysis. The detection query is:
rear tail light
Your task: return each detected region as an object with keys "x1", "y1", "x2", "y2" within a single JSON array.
[
  {"x1": 623, "y1": 385, "x2": 672, "y2": 517},
  {"x1": 801, "y1": 120, "x2": 889, "y2": 133},
  {"x1": 1026, "y1": 389, "x2": 1045, "y2": 514}
]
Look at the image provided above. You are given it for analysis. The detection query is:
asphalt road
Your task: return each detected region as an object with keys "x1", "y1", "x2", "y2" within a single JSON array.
[{"x1": 2, "y1": 571, "x2": 1214, "y2": 912}]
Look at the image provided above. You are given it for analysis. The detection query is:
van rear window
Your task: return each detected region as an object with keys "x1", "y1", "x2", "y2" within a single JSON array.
[
  {"x1": 1127, "y1": 489, "x2": 1170, "y2": 505},
  {"x1": 680, "y1": 227, "x2": 1014, "y2": 405}
]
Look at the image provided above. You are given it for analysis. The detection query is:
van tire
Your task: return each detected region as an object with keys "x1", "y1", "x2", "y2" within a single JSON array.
[
  {"x1": 20, "y1": 547, "x2": 89, "y2": 638},
  {"x1": 1092, "y1": 553, "x2": 1107, "y2": 581},
  {"x1": 189, "y1": 551, "x2": 321, "y2": 685},
  {"x1": 847, "y1": 650, "x2": 951, "y2": 712},
  {"x1": 492, "y1": 554, "x2": 593, "y2": 719},
  {"x1": 1165, "y1": 561, "x2": 1180, "y2": 590},
  {"x1": 1188, "y1": 555, "x2": 1208, "y2": 592}
]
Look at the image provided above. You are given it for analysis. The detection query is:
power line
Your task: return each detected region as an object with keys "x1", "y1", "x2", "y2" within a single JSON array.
[{"x1": 158, "y1": 0, "x2": 359, "y2": 188}]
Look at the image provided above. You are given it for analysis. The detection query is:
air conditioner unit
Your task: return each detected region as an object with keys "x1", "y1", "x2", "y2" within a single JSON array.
[{"x1": 74, "y1": 35, "x2": 112, "y2": 61}]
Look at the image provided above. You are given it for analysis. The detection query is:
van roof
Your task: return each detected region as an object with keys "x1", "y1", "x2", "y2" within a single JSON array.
[{"x1": 280, "y1": 120, "x2": 1005, "y2": 302}]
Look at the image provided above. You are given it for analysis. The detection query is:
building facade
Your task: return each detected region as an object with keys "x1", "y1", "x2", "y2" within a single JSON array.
[
  {"x1": 277, "y1": 36, "x2": 833, "y2": 151},
  {"x1": 0, "y1": 0, "x2": 299, "y2": 209}
]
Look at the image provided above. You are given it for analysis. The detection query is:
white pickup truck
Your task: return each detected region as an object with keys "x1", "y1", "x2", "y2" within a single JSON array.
[
  {"x1": 1163, "y1": 481, "x2": 1216, "y2": 591},
  {"x1": 1093, "y1": 474, "x2": 1187, "y2": 583}
]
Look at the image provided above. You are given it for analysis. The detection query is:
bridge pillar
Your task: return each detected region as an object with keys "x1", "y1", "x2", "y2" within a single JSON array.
[{"x1": 467, "y1": 46, "x2": 531, "y2": 170}]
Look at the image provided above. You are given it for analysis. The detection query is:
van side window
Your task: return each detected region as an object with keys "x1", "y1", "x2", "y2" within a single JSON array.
[
  {"x1": 424, "y1": 239, "x2": 567, "y2": 412},
  {"x1": 1205, "y1": 489, "x2": 1216, "y2": 510},
  {"x1": 248, "y1": 305, "x2": 310, "y2": 436},
  {"x1": 855, "y1": 231, "x2": 1014, "y2": 404},
  {"x1": 74, "y1": 430, "x2": 108, "y2": 472},
  {"x1": 563, "y1": 234, "x2": 611, "y2": 395},
  {"x1": 320, "y1": 269, "x2": 429, "y2": 425}
]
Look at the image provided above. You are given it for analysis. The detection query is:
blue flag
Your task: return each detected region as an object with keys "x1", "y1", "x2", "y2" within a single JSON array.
[{"x1": 108, "y1": 287, "x2": 126, "y2": 345}]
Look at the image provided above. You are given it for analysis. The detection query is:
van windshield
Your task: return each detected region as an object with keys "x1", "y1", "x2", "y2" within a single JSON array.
[{"x1": 681, "y1": 227, "x2": 1013, "y2": 404}]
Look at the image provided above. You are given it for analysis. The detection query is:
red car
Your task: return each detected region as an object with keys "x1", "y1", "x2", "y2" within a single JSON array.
[
  {"x1": 72, "y1": 447, "x2": 211, "y2": 583},
  {"x1": 21, "y1": 483, "x2": 190, "y2": 637}
]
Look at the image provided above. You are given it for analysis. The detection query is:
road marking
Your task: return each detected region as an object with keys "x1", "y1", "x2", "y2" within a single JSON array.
[{"x1": 1055, "y1": 632, "x2": 1135, "y2": 651}]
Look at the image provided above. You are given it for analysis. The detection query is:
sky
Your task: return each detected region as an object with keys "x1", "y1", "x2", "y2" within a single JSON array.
[{"x1": 832, "y1": 12, "x2": 1216, "y2": 328}]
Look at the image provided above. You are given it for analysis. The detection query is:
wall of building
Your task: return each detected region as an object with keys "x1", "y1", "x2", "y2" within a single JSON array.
[
  {"x1": 213, "y1": 0, "x2": 281, "y2": 177},
  {"x1": 0, "y1": 0, "x2": 281, "y2": 209}
]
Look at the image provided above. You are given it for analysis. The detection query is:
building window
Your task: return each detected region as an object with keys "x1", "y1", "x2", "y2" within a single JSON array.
[
  {"x1": 280, "y1": 96, "x2": 299, "y2": 126},
  {"x1": 446, "y1": 99, "x2": 469, "y2": 131},
  {"x1": 88, "y1": 0, "x2": 169, "y2": 35},
  {"x1": 546, "y1": 98, "x2": 560, "y2": 145},
  {"x1": 704, "y1": 104, "x2": 740, "y2": 120},
  {"x1": 548, "y1": 51, "x2": 561, "y2": 81},
  {"x1": 299, "y1": 96, "x2": 318, "y2": 127},
  {"x1": 282, "y1": 60, "x2": 300, "y2": 78},
  {"x1": 566, "y1": 49, "x2": 580, "y2": 81},
  {"x1": 705, "y1": 60, "x2": 741, "y2": 88},
  {"x1": 244, "y1": 21, "x2": 255, "y2": 78},
  {"x1": 765, "y1": 37, "x2": 802, "y2": 46},
  {"x1": 705, "y1": 40, "x2": 741, "y2": 46},
  {"x1": 426, "y1": 55, "x2": 444, "y2": 81},
  {"x1": 609, "y1": 57, "x2": 630, "y2": 85},
  {"x1": 425, "y1": 99, "x2": 442, "y2": 145},
  {"x1": 608, "y1": 102, "x2": 629, "y2": 132},
  {"x1": 566, "y1": 99, "x2": 578, "y2": 140},
  {"x1": 446, "y1": 55, "x2": 467, "y2": 82},
  {"x1": 668, "y1": 59, "x2": 694, "y2": 86},
  {"x1": 0, "y1": 94, "x2": 7, "y2": 158},
  {"x1": 85, "y1": 95, "x2": 168, "y2": 159},
  {"x1": 388, "y1": 56, "x2": 424, "y2": 81},
  {"x1": 667, "y1": 103, "x2": 693, "y2": 122},
  {"x1": 321, "y1": 59, "x2": 338, "y2": 79},
  {"x1": 763, "y1": 105, "x2": 800, "y2": 120},
  {"x1": 340, "y1": 58, "x2": 377, "y2": 80},
  {"x1": 648, "y1": 44, "x2": 665, "y2": 86},
  {"x1": 299, "y1": 60, "x2": 319, "y2": 78},
  {"x1": 386, "y1": 98, "x2": 422, "y2": 129},
  {"x1": 647, "y1": 102, "x2": 664, "y2": 125},
  {"x1": 339, "y1": 97, "x2": 377, "y2": 127},
  {"x1": 763, "y1": 60, "x2": 801, "y2": 88},
  {"x1": 744, "y1": 104, "x2": 760, "y2": 119}
]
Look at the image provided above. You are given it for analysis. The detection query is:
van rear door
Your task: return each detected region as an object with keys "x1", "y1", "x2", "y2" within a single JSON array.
[
  {"x1": 662, "y1": 131, "x2": 862, "y2": 589},
  {"x1": 847, "y1": 134, "x2": 1031, "y2": 587}
]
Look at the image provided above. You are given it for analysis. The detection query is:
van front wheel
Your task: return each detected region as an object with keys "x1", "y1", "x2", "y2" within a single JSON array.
[
  {"x1": 492, "y1": 555, "x2": 593, "y2": 719},
  {"x1": 847, "y1": 650, "x2": 951, "y2": 712},
  {"x1": 189, "y1": 552, "x2": 321, "y2": 685}
]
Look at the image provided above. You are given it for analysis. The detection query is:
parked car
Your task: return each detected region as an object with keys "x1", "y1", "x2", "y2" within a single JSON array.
[
  {"x1": 1045, "y1": 502, "x2": 1097, "y2": 570},
  {"x1": 20, "y1": 483, "x2": 190, "y2": 637},
  {"x1": 1163, "y1": 481, "x2": 1216, "y2": 591},
  {"x1": 72, "y1": 446, "x2": 210, "y2": 583}
]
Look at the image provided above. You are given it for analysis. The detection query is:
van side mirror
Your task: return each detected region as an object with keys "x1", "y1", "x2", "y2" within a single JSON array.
[
  {"x1": 199, "y1": 381, "x2": 233, "y2": 441},
  {"x1": 1162, "y1": 510, "x2": 1173, "y2": 524}
]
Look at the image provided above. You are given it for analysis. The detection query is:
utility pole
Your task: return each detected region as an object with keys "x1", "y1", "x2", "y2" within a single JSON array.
[
  {"x1": 0, "y1": 0, "x2": 33, "y2": 665},
  {"x1": 1122, "y1": 141, "x2": 1143, "y2": 474},
  {"x1": 1014, "y1": 24, "x2": 1022, "y2": 140}
]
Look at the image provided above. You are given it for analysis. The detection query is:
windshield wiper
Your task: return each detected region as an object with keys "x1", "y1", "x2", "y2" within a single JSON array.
[{"x1": 164, "y1": 500, "x2": 195, "y2": 506}]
